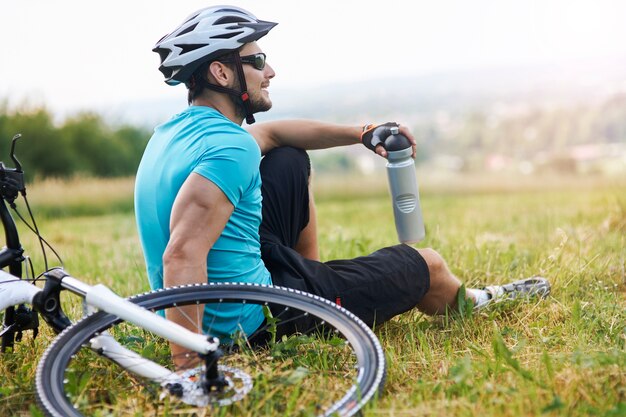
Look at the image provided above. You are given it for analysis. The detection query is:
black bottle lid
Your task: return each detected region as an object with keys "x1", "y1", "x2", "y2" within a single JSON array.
[{"x1": 384, "y1": 127, "x2": 411, "y2": 151}]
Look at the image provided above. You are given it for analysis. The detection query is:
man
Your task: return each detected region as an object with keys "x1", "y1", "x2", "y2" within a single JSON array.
[{"x1": 135, "y1": 6, "x2": 550, "y2": 364}]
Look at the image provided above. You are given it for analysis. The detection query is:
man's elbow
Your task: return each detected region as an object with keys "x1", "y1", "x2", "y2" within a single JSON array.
[
  {"x1": 162, "y1": 243, "x2": 206, "y2": 286},
  {"x1": 163, "y1": 245, "x2": 183, "y2": 270}
]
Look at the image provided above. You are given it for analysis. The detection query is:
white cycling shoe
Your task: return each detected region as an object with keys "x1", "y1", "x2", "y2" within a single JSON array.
[{"x1": 474, "y1": 276, "x2": 551, "y2": 310}]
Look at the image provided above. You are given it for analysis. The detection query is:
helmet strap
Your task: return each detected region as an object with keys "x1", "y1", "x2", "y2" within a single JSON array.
[
  {"x1": 231, "y1": 52, "x2": 256, "y2": 125},
  {"x1": 201, "y1": 52, "x2": 256, "y2": 125}
]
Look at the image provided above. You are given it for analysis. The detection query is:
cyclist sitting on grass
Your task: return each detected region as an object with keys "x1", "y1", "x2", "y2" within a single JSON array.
[{"x1": 134, "y1": 5, "x2": 550, "y2": 367}]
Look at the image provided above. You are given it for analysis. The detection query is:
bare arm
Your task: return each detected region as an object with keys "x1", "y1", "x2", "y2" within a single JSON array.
[
  {"x1": 163, "y1": 173, "x2": 234, "y2": 368},
  {"x1": 247, "y1": 120, "x2": 361, "y2": 155},
  {"x1": 247, "y1": 119, "x2": 416, "y2": 158}
]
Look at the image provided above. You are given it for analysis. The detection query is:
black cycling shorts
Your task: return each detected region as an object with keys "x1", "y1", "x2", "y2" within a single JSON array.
[{"x1": 258, "y1": 147, "x2": 430, "y2": 330}]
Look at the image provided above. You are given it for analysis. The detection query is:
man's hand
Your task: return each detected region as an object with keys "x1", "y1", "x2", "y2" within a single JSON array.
[{"x1": 360, "y1": 122, "x2": 417, "y2": 159}]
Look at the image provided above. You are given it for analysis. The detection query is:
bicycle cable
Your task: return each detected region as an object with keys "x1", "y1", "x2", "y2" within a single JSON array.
[{"x1": 9, "y1": 190, "x2": 64, "y2": 283}]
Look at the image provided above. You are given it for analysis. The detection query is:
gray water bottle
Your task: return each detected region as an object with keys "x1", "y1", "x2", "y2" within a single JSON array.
[{"x1": 384, "y1": 126, "x2": 425, "y2": 243}]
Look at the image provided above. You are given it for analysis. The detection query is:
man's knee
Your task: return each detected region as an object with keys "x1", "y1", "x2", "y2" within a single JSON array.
[
  {"x1": 415, "y1": 247, "x2": 461, "y2": 314},
  {"x1": 416, "y1": 248, "x2": 446, "y2": 278}
]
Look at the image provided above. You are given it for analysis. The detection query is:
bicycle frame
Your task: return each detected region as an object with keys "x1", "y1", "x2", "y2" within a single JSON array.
[{"x1": 0, "y1": 270, "x2": 40, "y2": 308}]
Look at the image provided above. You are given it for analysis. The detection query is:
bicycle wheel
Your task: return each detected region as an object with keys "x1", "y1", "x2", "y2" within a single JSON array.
[{"x1": 36, "y1": 283, "x2": 386, "y2": 417}]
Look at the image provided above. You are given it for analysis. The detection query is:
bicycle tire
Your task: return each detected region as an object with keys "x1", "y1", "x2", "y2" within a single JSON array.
[{"x1": 36, "y1": 282, "x2": 386, "y2": 417}]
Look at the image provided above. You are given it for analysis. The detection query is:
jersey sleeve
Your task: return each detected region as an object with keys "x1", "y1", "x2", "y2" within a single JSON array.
[{"x1": 192, "y1": 133, "x2": 261, "y2": 206}]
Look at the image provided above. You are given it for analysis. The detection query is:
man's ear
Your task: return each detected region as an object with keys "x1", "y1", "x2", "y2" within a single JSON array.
[{"x1": 208, "y1": 61, "x2": 233, "y2": 87}]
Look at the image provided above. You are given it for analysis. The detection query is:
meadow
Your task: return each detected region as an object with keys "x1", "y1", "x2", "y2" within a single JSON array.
[{"x1": 1, "y1": 173, "x2": 624, "y2": 416}]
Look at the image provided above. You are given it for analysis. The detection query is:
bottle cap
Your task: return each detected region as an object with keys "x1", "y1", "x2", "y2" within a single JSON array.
[{"x1": 384, "y1": 131, "x2": 411, "y2": 151}]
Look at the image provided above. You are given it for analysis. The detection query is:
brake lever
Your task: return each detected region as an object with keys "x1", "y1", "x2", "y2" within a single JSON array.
[
  {"x1": 0, "y1": 134, "x2": 25, "y2": 204},
  {"x1": 10, "y1": 134, "x2": 23, "y2": 172}
]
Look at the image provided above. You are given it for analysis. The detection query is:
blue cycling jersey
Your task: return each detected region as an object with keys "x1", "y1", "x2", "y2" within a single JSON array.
[{"x1": 135, "y1": 106, "x2": 271, "y2": 338}]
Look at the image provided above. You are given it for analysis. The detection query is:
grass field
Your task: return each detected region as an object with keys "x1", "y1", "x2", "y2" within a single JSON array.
[{"x1": 1, "y1": 174, "x2": 625, "y2": 416}]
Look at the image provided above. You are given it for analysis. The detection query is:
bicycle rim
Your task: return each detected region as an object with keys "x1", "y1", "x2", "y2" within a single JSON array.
[{"x1": 36, "y1": 283, "x2": 386, "y2": 417}]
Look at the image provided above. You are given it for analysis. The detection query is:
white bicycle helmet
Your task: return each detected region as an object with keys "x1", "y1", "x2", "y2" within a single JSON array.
[{"x1": 153, "y1": 6, "x2": 277, "y2": 86}]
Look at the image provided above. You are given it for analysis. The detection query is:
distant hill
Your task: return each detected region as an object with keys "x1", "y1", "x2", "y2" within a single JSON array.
[{"x1": 107, "y1": 57, "x2": 626, "y2": 127}]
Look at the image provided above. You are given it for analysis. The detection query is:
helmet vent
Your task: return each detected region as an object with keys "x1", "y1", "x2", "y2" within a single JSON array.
[
  {"x1": 176, "y1": 43, "x2": 207, "y2": 54},
  {"x1": 154, "y1": 47, "x2": 171, "y2": 62},
  {"x1": 214, "y1": 16, "x2": 248, "y2": 25},
  {"x1": 159, "y1": 65, "x2": 176, "y2": 79},
  {"x1": 215, "y1": 8, "x2": 246, "y2": 15},
  {"x1": 177, "y1": 23, "x2": 198, "y2": 37},
  {"x1": 211, "y1": 31, "x2": 243, "y2": 40}
]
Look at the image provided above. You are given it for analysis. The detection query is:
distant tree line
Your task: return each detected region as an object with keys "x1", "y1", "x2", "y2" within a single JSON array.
[
  {"x1": 410, "y1": 93, "x2": 626, "y2": 171},
  {"x1": 0, "y1": 104, "x2": 150, "y2": 179},
  {"x1": 2, "y1": 92, "x2": 625, "y2": 178}
]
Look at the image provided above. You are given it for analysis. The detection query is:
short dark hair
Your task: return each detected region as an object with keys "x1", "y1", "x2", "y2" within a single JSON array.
[
  {"x1": 185, "y1": 61, "x2": 210, "y2": 105},
  {"x1": 185, "y1": 50, "x2": 240, "y2": 105}
]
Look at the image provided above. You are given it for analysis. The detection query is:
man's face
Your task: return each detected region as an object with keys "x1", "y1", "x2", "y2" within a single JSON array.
[{"x1": 237, "y1": 42, "x2": 275, "y2": 115}]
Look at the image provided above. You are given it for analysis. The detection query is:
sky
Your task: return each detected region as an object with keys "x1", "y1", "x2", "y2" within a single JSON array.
[{"x1": 2, "y1": 0, "x2": 626, "y2": 117}]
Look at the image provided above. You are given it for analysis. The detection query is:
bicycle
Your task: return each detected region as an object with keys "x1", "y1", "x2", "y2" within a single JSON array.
[{"x1": 0, "y1": 134, "x2": 386, "y2": 417}]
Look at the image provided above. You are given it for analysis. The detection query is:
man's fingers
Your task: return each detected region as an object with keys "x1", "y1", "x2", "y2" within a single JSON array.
[
  {"x1": 398, "y1": 125, "x2": 417, "y2": 158},
  {"x1": 398, "y1": 125, "x2": 416, "y2": 144},
  {"x1": 375, "y1": 144, "x2": 387, "y2": 158}
]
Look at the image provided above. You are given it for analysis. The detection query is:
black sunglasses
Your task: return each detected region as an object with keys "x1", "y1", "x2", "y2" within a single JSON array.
[{"x1": 219, "y1": 53, "x2": 267, "y2": 71}]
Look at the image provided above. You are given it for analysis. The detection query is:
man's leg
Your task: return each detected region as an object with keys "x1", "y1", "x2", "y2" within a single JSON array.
[
  {"x1": 259, "y1": 147, "x2": 312, "y2": 249},
  {"x1": 260, "y1": 148, "x2": 479, "y2": 315},
  {"x1": 259, "y1": 148, "x2": 549, "y2": 322},
  {"x1": 294, "y1": 173, "x2": 320, "y2": 261}
]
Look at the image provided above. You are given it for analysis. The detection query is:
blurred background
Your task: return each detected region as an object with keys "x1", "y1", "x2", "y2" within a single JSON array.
[{"x1": 1, "y1": 0, "x2": 625, "y2": 184}]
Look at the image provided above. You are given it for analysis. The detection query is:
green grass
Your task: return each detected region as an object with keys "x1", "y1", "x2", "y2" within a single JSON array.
[{"x1": 1, "y1": 175, "x2": 625, "y2": 416}]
